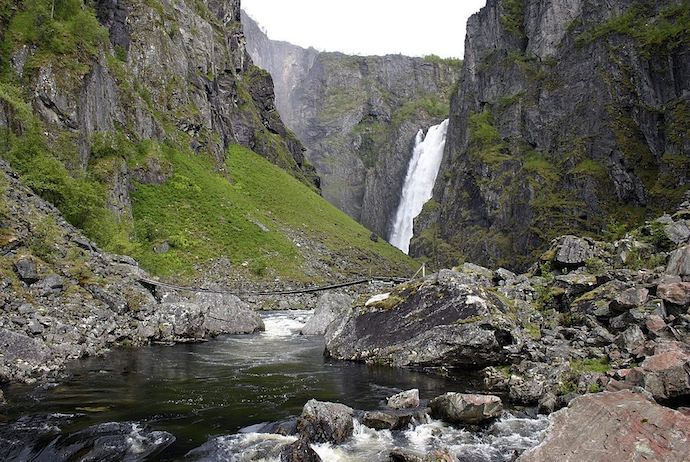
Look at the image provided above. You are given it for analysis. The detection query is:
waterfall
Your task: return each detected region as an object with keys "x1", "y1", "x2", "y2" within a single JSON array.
[{"x1": 389, "y1": 119, "x2": 449, "y2": 254}]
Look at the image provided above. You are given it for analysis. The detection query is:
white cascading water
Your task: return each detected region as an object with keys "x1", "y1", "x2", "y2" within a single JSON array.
[{"x1": 389, "y1": 119, "x2": 449, "y2": 254}]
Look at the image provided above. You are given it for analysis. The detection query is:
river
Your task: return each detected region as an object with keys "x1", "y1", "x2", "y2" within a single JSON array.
[{"x1": 1, "y1": 311, "x2": 547, "y2": 461}]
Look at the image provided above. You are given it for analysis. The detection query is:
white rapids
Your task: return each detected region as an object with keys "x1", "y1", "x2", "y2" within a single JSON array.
[
  {"x1": 186, "y1": 412, "x2": 549, "y2": 461},
  {"x1": 389, "y1": 119, "x2": 449, "y2": 254}
]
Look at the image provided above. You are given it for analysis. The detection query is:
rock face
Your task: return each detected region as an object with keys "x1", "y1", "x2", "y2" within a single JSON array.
[
  {"x1": 518, "y1": 391, "x2": 690, "y2": 462},
  {"x1": 242, "y1": 11, "x2": 459, "y2": 237},
  {"x1": 325, "y1": 270, "x2": 517, "y2": 367},
  {"x1": 296, "y1": 400, "x2": 355, "y2": 444},
  {"x1": 414, "y1": 0, "x2": 690, "y2": 270},
  {"x1": 430, "y1": 393, "x2": 503, "y2": 424},
  {"x1": 0, "y1": 162, "x2": 262, "y2": 383}
]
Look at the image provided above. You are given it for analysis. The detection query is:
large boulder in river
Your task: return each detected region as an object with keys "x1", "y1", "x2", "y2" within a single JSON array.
[
  {"x1": 517, "y1": 391, "x2": 690, "y2": 462},
  {"x1": 149, "y1": 294, "x2": 263, "y2": 341},
  {"x1": 297, "y1": 399, "x2": 354, "y2": 444},
  {"x1": 301, "y1": 293, "x2": 352, "y2": 335},
  {"x1": 325, "y1": 270, "x2": 517, "y2": 367},
  {"x1": 430, "y1": 392, "x2": 503, "y2": 424}
]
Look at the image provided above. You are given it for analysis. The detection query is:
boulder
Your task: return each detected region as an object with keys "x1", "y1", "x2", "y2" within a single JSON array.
[
  {"x1": 552, "y1": 236, "x2": 595, "y2": 269},
  {"x1": 387, "y1": 389, "x2": 420, "y2": 409},
  {"x1": 280, "y1": 439, "x2": 321, "y2": 462},
  {"x1": 14, "y1": 257, "x2": 38, "y2": 284},
  {"x1": 297, "y1": 400, "x2": 354, "y2": 444},
  {"x1": 301, "y1": 293, "x2": 352, "y2": 335},
  {"x1": 625, "y1": 342, "x2": 690, "y2": 401},
  {"x1": 657, "y1": 282, "x2": 690, "y2": 306},
  {"x1": 614, "y1": 325, "x2": 646, "y2": 357},
  {"x1": 537, "y1": 392, "x2": 557, "y2": 415},
  {"x1": 32, "y1": 275, "x2": 65, "y2": 296},
  {"x1": 361, "y1": 410, "x2": 412, "y2": 430},
  {"x1": 667, "y1": 246, "x2": 690, "y2": 280},
  {"x1": 517, "y1": 391, "x2": 690, "y2": 462},
  {"x1": 665, "y1": 221, "x2": 690, "y2": 245},
  {"x1": 325, "y1": 271, "x2": 516, "y2": 367},
  {"x1": 390, "y1": 449, "x2": 424, "y2": 462},
  {"x1": 429, "y1": 393, "x2": 503, "y2": 424},
  {"x1": 195, "y1": 293, "x2": 264, "y2": 335},
  {"x1": 609, "y1": 287, "x2": 649, "y2": 313}
]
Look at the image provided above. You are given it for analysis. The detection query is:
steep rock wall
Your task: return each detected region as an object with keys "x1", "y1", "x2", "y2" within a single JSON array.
[
  {"x1": 243, "y1": 12, "x2": 459, "y2": 237},
  {"x1": 413, "y1": 0, "x2": 690, "y2": 270}
]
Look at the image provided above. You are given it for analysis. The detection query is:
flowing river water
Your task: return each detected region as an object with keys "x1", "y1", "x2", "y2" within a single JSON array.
[{"x1": 1, "y1": 311, "x2": 548, "y2": 461}]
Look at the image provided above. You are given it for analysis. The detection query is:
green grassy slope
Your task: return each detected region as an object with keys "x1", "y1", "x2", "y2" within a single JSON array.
[{"x1": 131, "y1": 144, "x2": 416, "y2": 281}]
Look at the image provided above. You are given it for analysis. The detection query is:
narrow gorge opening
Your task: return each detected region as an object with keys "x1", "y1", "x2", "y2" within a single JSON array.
[{"x1": 389, "y1": 119, "x2": 449, "y2": 254}]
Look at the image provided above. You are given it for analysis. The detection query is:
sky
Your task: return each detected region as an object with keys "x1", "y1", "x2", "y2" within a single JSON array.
[{"x1": 242, "y1": 0, "x2": 487, "y2": 58}]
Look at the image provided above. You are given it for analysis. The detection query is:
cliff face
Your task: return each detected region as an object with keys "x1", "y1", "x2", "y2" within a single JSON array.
[
  {"x1": 242, "y1": 12, "x2": 459, "y2": 237},
  {"x1": 414, "y1": 0, "x2": 690, "y2": 270}
]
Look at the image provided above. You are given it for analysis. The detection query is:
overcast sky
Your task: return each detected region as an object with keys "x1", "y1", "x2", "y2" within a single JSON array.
[{"x1": 242, "y1": 0, "x2": 486, "y2": 58}]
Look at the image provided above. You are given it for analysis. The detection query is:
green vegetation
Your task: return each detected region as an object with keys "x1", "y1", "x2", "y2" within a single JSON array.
[
  {"x1": 501, "y1": 0, "x2": 526, "y2": 39},
  {"x1": 2, "y1": 0, "x2": 107, "y2": 83},
  {"x1": 392, "y1": 97, "x2": 450, "y2": 126},
  {"x1": 468, "y1": 109, "x2": 509, "y2": 165},
  {"x1": 130, "y1": 144, "x2": 415, "y2": 279},
  {"x1": 423, "y1": 54, "x2": 463, "y2": 69},
  {"x1": 571, "y1": 357, "x2": 611, "y2": 374},
  {"x1": 578, "y1": 1, "x2": 690, "y2": 57}
]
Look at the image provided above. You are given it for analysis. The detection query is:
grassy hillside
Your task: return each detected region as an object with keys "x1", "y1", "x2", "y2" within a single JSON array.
[{"x1": 130, "y1": 143, "x2": 416, "y2": 281}]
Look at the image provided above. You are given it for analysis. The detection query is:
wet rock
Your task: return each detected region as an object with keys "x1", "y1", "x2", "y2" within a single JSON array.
[
  {"x1": 609, "y1": 287, "x2": 649, "y2": 313},
  {"x1": 667, "y1": 246, "x2": 690, "y2": 280},
  {"x1": 517, "y1": 391, "x2": 690, "y2": 462},
  {"x1": 552, "y1": 236, "x2": 595, "y2": 269},
  {"x1": 362, "y1": 410, "x2": 412, "y2": 430},
  {"x1": 280, "y1": 438, "x2": 322, "y2": 462},
  {"x1": 387, "y1": 389, "x2": 420, "y2": 409},
  {"x1": 14, "y1": 257, "x2": 38, "y2": 284},
  {"x1": 301, "y1": 292, "x2": 352, "y2": 335},
  {"x1": 423, "y1": 450, "x2": 455, "y2": 462},
  {"x1": 390, "y1": 448, "x2": 424, "y2": 462},
  {"x1": 430, "y1": 393, "x2": 503, "y2": 424},
  {"x1": 326, "y1": 271, "x2": 517, "y2": 367},
  {"x1": 657, "y1": 282, "x2": 690, "y2": 306},
  {"x1": 297, "y1": 399, "x2": 354, "y2": 444}
]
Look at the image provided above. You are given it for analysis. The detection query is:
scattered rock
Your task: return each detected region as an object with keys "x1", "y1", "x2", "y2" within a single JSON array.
[
  {"x1": 297, "y1": 400, "x2": 354, "y2": 444},
  {"x1": 622, "y1": 342, "x2": 690, "y2": 401},
  {"x1": 517, "y1": 391, "x2": 690, "y2": 462},
  {"x1": 430, "y1": 393, "x2": 503, "y2": 424},
  {"x1": 537, "y1": 392, "x2": 557, "y2": 415},
  {"x1": 153, "y1": 240, "x2": 170, "y2": 254},
  {"x1": 387, "y1": 389, "x2": 420, "y2": 409},
  {"x1": 32, "y1": 275, "x2": 65, "y2": 296},
  {"x1": 614, "y1": 325, "x2": 646, "y2": 357}
]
